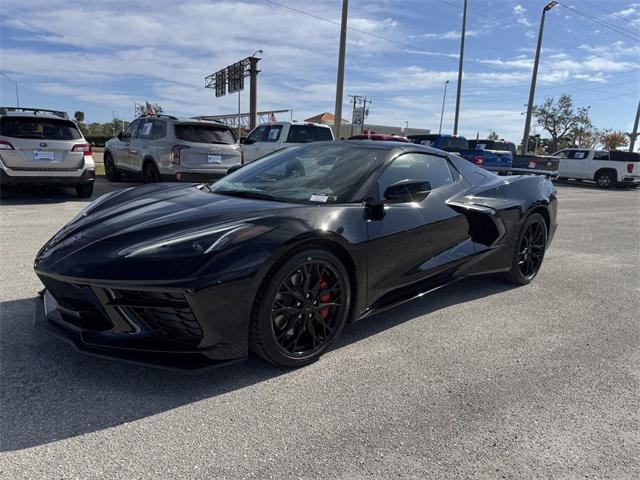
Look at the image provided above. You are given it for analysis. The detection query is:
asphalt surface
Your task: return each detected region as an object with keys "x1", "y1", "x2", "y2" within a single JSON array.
[{"x1": 1, "y1": 178, "x2": 639, "y2": 479}]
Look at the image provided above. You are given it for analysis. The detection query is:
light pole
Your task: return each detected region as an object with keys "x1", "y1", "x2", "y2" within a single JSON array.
[
  {"x1": 0, "y1": 72, "x2": 20, "y2": 107},
  {"x1": 240, "y1": 50, "x2": 263, "y2": 137},
  {"x1": 522, "y1": 1, "x2": 558, "y2": 154},
  {"x1": 439, "y1": 80, "x2": 450, "y2": 134},
  {"x1": 630, "y1": 99, "x2": 640, "y2": 152},
  {"x1": 453, "y1": 0, "x2": 467, "y2": 135},
  {"x1": 404, "y1": 121, "x2": 409, "y2": 134},
  {"x1": 112, "y1": 110, "x2": 117, "y2": 137},
  {"x1": 333, "y1": 0, "x2": 349, "y2": 139}
]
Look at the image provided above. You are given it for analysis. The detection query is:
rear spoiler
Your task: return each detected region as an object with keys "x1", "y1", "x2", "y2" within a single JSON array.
[
  {"x1": 485, "y1": 166, "x2": 558, "y2": 179},
  {"x1": 0, "y1": 107, "x2": 69, "y2": 119}
]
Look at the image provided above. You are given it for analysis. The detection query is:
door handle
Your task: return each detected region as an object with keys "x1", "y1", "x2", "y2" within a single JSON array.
[{"x1": 129, "y1": 149, "x2": 138, "y2": 154}]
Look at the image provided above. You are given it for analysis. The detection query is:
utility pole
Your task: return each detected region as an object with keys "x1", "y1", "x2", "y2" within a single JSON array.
[
  {"x1": 630, "y1": 99, "x2": 640, "y2": 152},
  {"x1": 237, "y1": 90, "x2": 241, "y2": 139},
  {"x1": 439, "y1": 80, "x2": 450, "y2": 134},
  {"x1": 249, "y1": 56, "x2": 261, "y2": 130},
  {"x1": 453, "y1": 0, "x2": 467, "y2": 135},
  {"x1": 333, "y1": 0, "x2": 349, "y2": 140},
  {"x1": 522, "y1": 1, "x2": 558, "y2": 154}
]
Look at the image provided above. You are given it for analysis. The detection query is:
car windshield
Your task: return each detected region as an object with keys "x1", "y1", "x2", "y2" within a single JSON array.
[
  {"x1": 174, "y1": 123, "x2": 236, "y2": 144},
  {"x1": 210, "y1": 144, "x2": 385, "y2": 204},
  {"x1": 0, "y1": 117, "x2": 82, "y2": 140}
]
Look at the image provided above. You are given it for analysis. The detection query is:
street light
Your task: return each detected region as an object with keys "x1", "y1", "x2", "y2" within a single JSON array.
[
  {"x1": 0, "y1": 72, "x2": 20, "y2": 107},
  {"x1": 522, "y1": 1, "x2": 558, "y2": 154},
  {"x1": 439, "y1": 80, "x2": 450, "y2": 134}
]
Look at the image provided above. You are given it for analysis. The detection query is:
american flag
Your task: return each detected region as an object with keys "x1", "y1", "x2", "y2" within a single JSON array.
[{"x1": 145, "y1": 102, "x2": 157, "y2": 116}]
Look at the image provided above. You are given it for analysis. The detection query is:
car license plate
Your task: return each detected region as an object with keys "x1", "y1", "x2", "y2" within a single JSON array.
[
  {"x1": 208, "y1": 155, "x2": 222, "y2": 164},
  {"x1": 34, "y1": 150, "x2": 55, "y2": 161}
]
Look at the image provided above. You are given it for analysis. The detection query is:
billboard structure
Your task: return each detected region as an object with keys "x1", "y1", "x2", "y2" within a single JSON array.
[{"x1": 205, "y1": 56, "x2": 261, "y2": 129}]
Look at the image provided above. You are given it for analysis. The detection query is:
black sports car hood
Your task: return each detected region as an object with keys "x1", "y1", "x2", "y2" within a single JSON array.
[{"x1": 35, "y1": 183, "x2": 304, "y2": 283}]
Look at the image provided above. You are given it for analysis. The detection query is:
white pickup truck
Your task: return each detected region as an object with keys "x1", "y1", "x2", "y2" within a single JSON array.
[
  {"x1": 554, "y1": 148, "x2": 640, "y2": 188},
  {"x1": 241, "y1": 121, "x2": 334, "y2": 163}
]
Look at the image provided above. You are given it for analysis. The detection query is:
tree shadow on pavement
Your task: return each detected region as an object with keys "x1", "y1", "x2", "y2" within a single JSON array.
[{"x1": 0, "y1": 276, "x2": 515, "y2": 452}]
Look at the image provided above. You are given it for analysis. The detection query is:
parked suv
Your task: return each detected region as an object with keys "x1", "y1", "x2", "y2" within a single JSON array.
[
  {"x1": 554, "y1": 148, "x2": 640, "y2": 188},
  {"x1": 241, "y1": 121, "x2": 334, "y2": 163},
  {"x1": 0, "y1": 107, "x2": 95, "y2": 197},
  {"x1": 104, "y1": 115, "x2": 241, "y2": 183}
]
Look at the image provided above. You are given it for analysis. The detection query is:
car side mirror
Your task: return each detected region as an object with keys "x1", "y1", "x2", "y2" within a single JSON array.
[
  {"x1": 117, "y1": 131, "x2": 123, "y2": 140},
  {"x1": 239, "y1": 137, "x2": 246, "y2": 144},
  {"x1": 243, "y1": 138, "x2": 255, "y2": 145},
  {"x1": 383, "y1": 179, "x2": 432, "y2": 203}
]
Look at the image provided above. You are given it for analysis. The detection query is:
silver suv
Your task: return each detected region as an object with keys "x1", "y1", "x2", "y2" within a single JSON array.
[
  {"x1": 104, "y1": 115, "x2": 242, "y2": 183},
  {"x1": 0, "y1": 107, "x2": 95, "y2": 197}
]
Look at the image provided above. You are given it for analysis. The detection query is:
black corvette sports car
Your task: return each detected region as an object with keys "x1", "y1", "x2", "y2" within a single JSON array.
[{"x1": 34, "y1": 141, "x2": 557, "y2": 369}]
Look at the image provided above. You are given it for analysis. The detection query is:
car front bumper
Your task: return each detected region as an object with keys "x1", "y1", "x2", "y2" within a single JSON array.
[{"x1": 35, "y1": 272, "x2": 253, "y2": 371}]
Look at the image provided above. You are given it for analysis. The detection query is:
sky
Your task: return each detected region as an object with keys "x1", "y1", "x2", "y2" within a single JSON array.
[{"x1": 1, "y1": 0, "x2": 639, "y2": 142}]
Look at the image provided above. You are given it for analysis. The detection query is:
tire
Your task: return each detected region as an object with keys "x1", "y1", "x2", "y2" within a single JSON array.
[
  {"x1": 142, "y1": 160, "x2": 160, "y2": 183},
  {"x1": 595, "y1": 171, "x2": 614, "y2": 189},
  {"x1": 103, "y1": 152, "x2": 121, "y2": 182},
  {"x1": 501, "y1": 213, "x2": 548, "y2": 285},
  {"x1": 75, "y1": 183, "x2": 94, "y2": 198},
  {"x1": 249, "y1": 248, "x2": 351, "y2": 367}
]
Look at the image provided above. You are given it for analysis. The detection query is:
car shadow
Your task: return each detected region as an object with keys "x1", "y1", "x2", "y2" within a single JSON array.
[
  {"x1": 0, "y1": 178, "x2": 140, "y2": 206},
  {"x1": 553, "y1": 180, "x2": 639, "y2": 192},
  {"x1": 0, "y1": 276, "x2": 515, "y2": 452}
]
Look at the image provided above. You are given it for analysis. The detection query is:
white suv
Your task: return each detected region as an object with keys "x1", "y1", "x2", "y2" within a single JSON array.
[
  {"x1": 241, "y1": 121, "x2": 334, "y2": 163},
  {"x1": 0, "y1": 107, "x2": 95, "y2": 197},
  {"x1": 555, "y1": 148, "x2": 640, "y2": 188}
]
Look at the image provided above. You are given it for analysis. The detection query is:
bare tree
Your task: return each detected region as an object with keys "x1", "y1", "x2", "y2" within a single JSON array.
[{"x1": 487, "y1": 130, "x2": 499, "y2": 141}]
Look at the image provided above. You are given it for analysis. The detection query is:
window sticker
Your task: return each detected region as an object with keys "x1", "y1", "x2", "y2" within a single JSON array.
[
  {"x1": 574, "y1": 152, "x2": 586, "y2": 159},
  {"x1": 140, "y1": 122, "x2": 152, "y2": 136},
  {"x1": 309, "y1": 194, "x2": 329, "y2": 203}
]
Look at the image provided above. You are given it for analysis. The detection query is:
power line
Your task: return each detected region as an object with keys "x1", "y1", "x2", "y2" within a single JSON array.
[
  {"x1": 579, "y1": 0, "x2": 640, "y2": 29},
  {"x1": 558, "y1": 3, "x2": 640, "y2": 42}
]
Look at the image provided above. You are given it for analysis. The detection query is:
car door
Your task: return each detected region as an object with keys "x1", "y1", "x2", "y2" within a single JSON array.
[
  {"x1": 366, "y1": 152, "x2": 474, "y2": 307},
  {"x1": 242, "y1": 125, "x2": 269, "y2": 163},
  {"x1": 115, "y1": 118, "x2": 142, "y2": 170},
  {"x1": 555, "y1": 149, "x2": 575, "y2": 177},
  {"x1": 128, "y1": 118, "x2": 154, "y2": 172},
  {"x1": 568, "y1": 149, "x2": 591, "y2": 178}
]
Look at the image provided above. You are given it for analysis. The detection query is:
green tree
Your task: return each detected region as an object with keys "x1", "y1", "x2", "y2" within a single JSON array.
[
  {"x1": 532, "y1": 94, "x2": 590, "y2": 153},
  {"x1": 599, "y1": 130, "x2": 628, "y2": 150},
  {"x1": 73, "y1": 111, "x2": 85, "y2": 123}
]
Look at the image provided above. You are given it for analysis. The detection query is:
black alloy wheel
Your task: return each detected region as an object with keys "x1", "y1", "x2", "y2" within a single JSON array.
[
  {"x1": 502, "y1": 213, "x2": 548, "y2": 285},
  {"x1": 250, "y1": 249, "x2": 351, "y2": 367},
  {"x1": 104, "y1": 152, "x2": 121, "y2": 181},
  {"x1": 143, "y1": 161, "x2": 159, "y2": 183}
]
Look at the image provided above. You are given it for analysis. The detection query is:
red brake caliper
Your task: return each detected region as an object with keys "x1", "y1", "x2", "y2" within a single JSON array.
[{"x1": 319, "y1": 277, "x2": 330, "y2": 319}]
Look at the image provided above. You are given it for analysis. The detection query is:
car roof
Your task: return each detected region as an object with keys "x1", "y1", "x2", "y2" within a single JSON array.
[
  {"x1": 312, "y1": 140, "x2": 449, "y2": 157},
  {"x1": 0, "y1": 107, "x2": 71, "y2": 120}
]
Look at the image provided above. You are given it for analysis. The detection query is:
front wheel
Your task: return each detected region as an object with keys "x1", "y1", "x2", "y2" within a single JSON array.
[
  {"x1": 249, "y1": 249, "x2": 351, "y2": 367},
  {"x1": 501, "y1": 213, "x2": 548, "y2": 285}
]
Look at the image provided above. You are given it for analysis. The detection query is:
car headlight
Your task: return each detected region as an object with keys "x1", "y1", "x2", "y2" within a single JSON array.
[{"x1": 118, "y1": 223, "x2": 272, "y2": 258}]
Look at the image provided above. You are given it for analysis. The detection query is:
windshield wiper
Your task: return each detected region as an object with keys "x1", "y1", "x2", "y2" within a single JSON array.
[{"x1": 216, "y1": 190, "x2": 278, "y2": 201}]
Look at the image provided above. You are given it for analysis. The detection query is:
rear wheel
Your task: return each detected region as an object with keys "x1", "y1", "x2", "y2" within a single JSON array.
[
  {"x1": 501, "y1": 213, "x2": 547, "y2": 285},
  {"x1": 143, "y1": 161, "x2": 159, "y2": 183},
  {"x1": 104, "y1": 152, "x2": 121, "y2": 182},
  {"x1": 75, "y1": 183, "x2": 94, "y2": 198},
  {"x1": 249, "y1": 249, "x2": 351, "y2": 367},
  {"x1": 595, "y1": 171, "x2": 614, "y2": 189}
]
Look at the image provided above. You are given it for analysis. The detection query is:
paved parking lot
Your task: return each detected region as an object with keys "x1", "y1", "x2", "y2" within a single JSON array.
[{"x1": 1, "y1": 179, "x2": 638, "y2": 479}]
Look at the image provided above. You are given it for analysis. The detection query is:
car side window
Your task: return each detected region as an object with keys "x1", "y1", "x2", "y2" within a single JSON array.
[
  {"x1": 137, "y1": 120, "x2": 154, "y2": 139},
  {"x1": 247, "y1": 126, "x2": 268, "y2": 143},
  {"x1": 573, "y1": 150, "x2": 589, "y2": 159},
  {"x1": 152, "y1": 120, "x2": 167, "y2": 139},
  {"x1": 123, "y1": 118, "x2": 142, "y2": 138},
  {"x1": 554, "y1": 150, "x2": 569, "y2": 159},
  {"x1": 377, "y1": 153, "x2": 454, "y2": 198},
  {"x1": 593, "y1": 151, "x2": 609, "y2": 160},
  {"x1": 266, "y1": 125, "x2": 282, "y2": 142}
]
